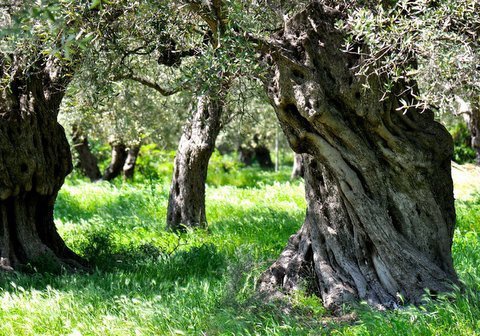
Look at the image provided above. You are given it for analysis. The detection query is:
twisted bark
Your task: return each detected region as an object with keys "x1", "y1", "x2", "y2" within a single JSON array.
[
  {"x1": 166, "y1": 94, "x2": 224, "y2": 230},
  {"x1": 0, "y1": 57, "x2": 83, "y2": 271},
  {"x1": 259, "y1": 3, "x2": 457, "y2": 310}
]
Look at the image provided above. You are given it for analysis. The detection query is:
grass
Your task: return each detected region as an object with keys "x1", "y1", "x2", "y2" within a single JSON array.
[{"x1": 0, "y1": 164, "x2": 479, "y2": 335}]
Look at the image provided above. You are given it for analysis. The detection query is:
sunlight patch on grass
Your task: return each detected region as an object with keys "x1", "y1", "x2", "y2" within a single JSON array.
[{"x1": 0, "y1": 164, "x2": 478, "y2": 335}]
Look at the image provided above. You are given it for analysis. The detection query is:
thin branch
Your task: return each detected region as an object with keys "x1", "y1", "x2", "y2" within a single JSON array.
[{"x1": 116, "y1": 73, "x2": 182, "y2": 96}]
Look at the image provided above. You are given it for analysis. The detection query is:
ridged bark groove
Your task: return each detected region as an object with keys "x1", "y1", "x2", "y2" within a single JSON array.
[
  {"x1": 259, "y1": 3, "x2": 457, "y2": 310},
  {"x1": 0, "y1": 57, "x2": 84, "y2": 271},
  {"x1": 166, "y1": 94, "x2": 224, "y2": 230}
]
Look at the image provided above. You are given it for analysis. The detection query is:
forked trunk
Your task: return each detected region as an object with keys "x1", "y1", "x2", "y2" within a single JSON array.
[
  {"x1": 291, "y1": 153, "x2": 305, "y2": 179},
  {"x1": 123, "y1": 144, "x2": 141, "y2": 181},
  {"x1": 71, "y1": 124, "x2": 101, "y2": 181},
  {"x1": 166, "y1": 94, "x2": 223, "y2": 230},
  {"x1": 0, "y1": 57, "x2": 83, "y2": 271},
  {"x1": 259, "y1": 3, "x2": 457, "y2": 310},
  {"x1": 102, "y1": 141, "x2": 127, "y2": 181}
]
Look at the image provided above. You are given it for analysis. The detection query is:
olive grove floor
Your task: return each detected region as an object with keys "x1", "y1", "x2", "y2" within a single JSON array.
[{"x1": 0, "y1": 165, "x2": 478, "y2": 335}]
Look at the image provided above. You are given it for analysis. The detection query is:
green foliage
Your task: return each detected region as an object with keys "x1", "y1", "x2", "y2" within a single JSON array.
[
  {"x1": 449, "y1": 122, "x2": 476, "y2": 164},
  {"x1": 206, "y1": 153, "x2": 292, "y2": 188},
  {"x1": 134, "y1": 145, "x2": 176, "y2": 183},
  {"x1": 341, "y1": 0, "x2": 480, "y2": 114}
]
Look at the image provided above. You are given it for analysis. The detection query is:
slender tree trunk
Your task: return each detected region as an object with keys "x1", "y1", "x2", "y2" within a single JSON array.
[
  {"x1": 0, "y1": 57, "x2": 83, "y2": 271},
  {"x1": 275, "y1": 127, "x2": 280, "y2": 172},
  {"x1": 102, "y1": 141, "x2": 127, "y2": 181},
  {"x1": 123, "y1": 144, "x2": 141, "y2": 181},
  {"x1": 166, "y1": 94, "x2": 224, "y2": 230},
  {"x1": 259, "y1": 3, "x2": 457, "y2": 310},
  {"x1": 71, "y1": 124, "x2": 101, "y2": 182},
  {"x1": 469, "y1": 106, "x2": 480, "y2": 165},
  {"x1": 291, "y1": 153, "x2": 305, "y2": 179}
]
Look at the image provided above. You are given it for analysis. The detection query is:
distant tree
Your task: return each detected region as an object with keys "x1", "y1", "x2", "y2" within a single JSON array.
[
  {"x1": 60, "y1": 77, "x2": 191, "y2": 181},
  {"x1": 165, "y1": 0, "x2": 266, "y2": 230},
  {"x1": 71, "y1": 123, "x2": 102, "y2": 182},
  {"x1": 290, "y1": 153, "x2": 305, "y2": 179}
]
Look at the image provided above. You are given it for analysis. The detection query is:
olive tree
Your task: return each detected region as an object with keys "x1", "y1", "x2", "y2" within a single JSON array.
[
  {"x1": 0, "y1": 0, "x2": 120, "y2": 270},
  {"x1": 258, "y1": 1, "x2": 459, "y2": 310}
]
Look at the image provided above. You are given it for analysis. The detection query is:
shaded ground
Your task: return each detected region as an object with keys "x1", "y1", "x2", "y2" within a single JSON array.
[{"x1": 0, "y1": 165, "x2": 478, "y2": 335}]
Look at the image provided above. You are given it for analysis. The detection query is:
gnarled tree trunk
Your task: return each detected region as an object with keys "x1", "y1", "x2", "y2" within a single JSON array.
[
  {"x1": 0, "y1": 57, "x2": 83, "y2": 271},
  {"x1": 102, "y1": 141, "x2": 127, "y2": 181},
  {"x1": 123, "y1": 144, "x2": 141, "y2": 181},
  {"x1": 291, "y1": 153, "x2": 305, "y2": 179},
  {"x1": 259, "y1": 3, "x2": 457, "y2": 310},
  {"x1": 71, "y1": 124, "x2": 101, "y2": 182},
  {"x1": 166, "y1": 94, "x2": 224, "y2": 230}
]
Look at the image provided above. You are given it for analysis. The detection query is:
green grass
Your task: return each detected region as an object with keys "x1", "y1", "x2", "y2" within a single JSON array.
[{"x1": 0, "y1": 168, "x2": 479, "y2": 335}]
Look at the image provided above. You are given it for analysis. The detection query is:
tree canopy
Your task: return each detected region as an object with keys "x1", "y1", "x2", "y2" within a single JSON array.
[{"x1": 1, "y1": 0, "x2": 479, "y2": 316}]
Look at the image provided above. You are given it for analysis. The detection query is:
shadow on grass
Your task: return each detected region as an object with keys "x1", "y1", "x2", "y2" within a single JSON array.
[
  {"x1": 1, "y1": 195, "x2": 479, "y2": 334},
  {"x1": 0, "y1": 204, "x2": 301, "y2": 311},
  {"x1": 208, "y1": 205, "x2": 305, "y2": 258},
  {"x1": 0, "y1": 242, "x2": 227, "y2": 301},
  {"x1": 55, "y1": 188, "x2": 168, "y2": 230}
]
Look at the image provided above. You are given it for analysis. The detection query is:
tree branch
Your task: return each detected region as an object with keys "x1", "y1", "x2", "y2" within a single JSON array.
[{"x1": 115, "y1": 73, "x2": 181, "y2": 96}]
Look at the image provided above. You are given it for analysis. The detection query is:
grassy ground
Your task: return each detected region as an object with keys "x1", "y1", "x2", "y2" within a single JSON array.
[{"x1": 0, "y1": 164, "x2": 479, "y2": 335}]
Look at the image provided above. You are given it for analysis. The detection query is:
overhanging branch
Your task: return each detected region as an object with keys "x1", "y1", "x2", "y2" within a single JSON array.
[{"x1": 115, "y1": 73, "x2": 182, "y2": 96}]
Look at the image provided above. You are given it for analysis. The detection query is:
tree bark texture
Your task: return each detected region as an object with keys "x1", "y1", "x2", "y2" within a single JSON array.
[
  {"x1": 0, "y1": 57, "x2": 83, "y2": 271},
  {"x1": 123, "y1": 144, "x2": 141, "y2": 181},
  {"x1": 291, "y1": 153, "x2": 305, "y2": 179},
  {"x1": 102, "y1": 141, "x2": 127, "y2": 181},
  {"x1": 71, "y1": 124, "x2": 101, "y2": 182},
  {"x1": 166, "y1": 94, "x2": 224, "y2": 230},
  {"x1": 469, "y1": 106, "x2": 480, "y2": 165},
  {"x1": 259, "y1": 3, "x2": 457, "y2": 310}
]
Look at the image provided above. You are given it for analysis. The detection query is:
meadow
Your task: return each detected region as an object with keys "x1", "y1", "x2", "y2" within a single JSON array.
[{"x1": 0, "y1": 158, "x2": 479, "y2": 335}]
